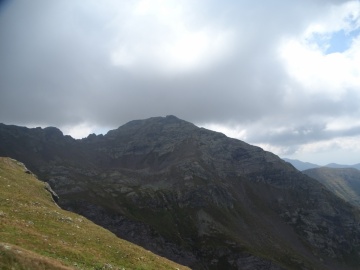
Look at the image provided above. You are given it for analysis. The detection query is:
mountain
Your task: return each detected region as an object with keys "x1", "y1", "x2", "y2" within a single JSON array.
[
  {"x1": 303, "y1": 167, "x2": 360, "y2": 208},
  {"x1": 282, "y1": 158, "x2": 320, "y2": 171},
  {"x1": 283, "y1": 158, "x2": 360, "y2": 171},
  {"x1": 0, "y1": 157, "x2": 188, "y2": 270},
  {"x1": 325, "y1": 163, "x2": 360, "y2": 170},
  {"x1": 1, "y1": 116, "x2": 360, "y2": 269}
]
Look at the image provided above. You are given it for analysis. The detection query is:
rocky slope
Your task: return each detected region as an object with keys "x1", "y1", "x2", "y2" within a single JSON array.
[
  {"x1": 303, "y1": 167, "x2": 360, "y2": 208},
  {"x1": 1, "y1": 116, "x2": 360, "y2": 269},
  {"x1": 0, "y1": 157, "x2": 188, "y2": 270}
]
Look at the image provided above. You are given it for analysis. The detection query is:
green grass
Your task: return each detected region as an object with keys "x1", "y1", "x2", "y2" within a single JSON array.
[
  {"x1": 0, "y1": 157, "x2": 189, "y2": 270},
  {"x1": 0, "y1": 242, "x2": 74, "y2": 270}
]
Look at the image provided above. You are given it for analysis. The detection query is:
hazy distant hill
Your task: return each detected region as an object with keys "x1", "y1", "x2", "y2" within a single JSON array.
[
  {"x1": 282, "y1": 158, "x2": 320, "y2": 171},
  {"x1": 303, "y1": 167, "x2": 360, "y2": 208},
  {"x1": 325, "y1": 163, "x2": 360, "y2": 170},
  {"x1": 283, "y1": 158, "x2": 360, "y2": 171},
  {"x1": 2, "y1": 116, "x2": 360, "y2": 269},
  {"x1": 0, "y1": 157, "x2": 188, "y2": 270}
]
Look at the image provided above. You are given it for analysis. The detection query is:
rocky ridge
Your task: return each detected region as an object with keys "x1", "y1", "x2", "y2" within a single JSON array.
[{"x1": 1, "y1": 116, "x2": 360, "y2": 269}]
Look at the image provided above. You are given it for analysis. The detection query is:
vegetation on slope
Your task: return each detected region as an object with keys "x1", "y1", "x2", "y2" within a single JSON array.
[
  {"x1": 0, "y1": 157, "x2": 188, "y2": 270},
  {"x1": 303, "y1": 167, "x2": 360, "y2": 208}
]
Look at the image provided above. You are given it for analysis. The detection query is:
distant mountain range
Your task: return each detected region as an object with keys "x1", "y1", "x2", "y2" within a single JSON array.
[
  {"x1": 283, "y1": 158, "x2": 360, "y2": 171},
  {"x1": 282, "y1": 158, "x2": 320, "y2": 171},
  {"x1": 2, "y1": 116, "x2": 360, "y2": 269}
]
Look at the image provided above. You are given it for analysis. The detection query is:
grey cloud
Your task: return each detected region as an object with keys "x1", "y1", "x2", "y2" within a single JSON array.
[
  {"x1": 230, "y1": 83, "x2": 360, "y2": 154},
  {"x1": 249, "y1": 123, "x2": 360, "y2": 147},
  {"x1": 0, "y1": 0, "x2": 359, "y2": 162}
]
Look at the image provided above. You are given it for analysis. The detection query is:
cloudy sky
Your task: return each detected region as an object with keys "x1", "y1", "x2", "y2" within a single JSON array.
[{"x1": 1, "y1": 0, "x2": 360, "y2": 165}]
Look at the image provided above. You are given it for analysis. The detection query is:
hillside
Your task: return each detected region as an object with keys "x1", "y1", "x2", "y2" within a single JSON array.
[
  {"x1": 303, "y1": 167, "x2": 360, "y2": 208},
  {"x1": 0, "y1": 157, "x2": 189, "y2": 270},
  {"x1": 325, "y1": 163, "x2": 360, "y2": 170},
  {"x1": 1, "y1": 116, "x2": 360, "y2": 269}
]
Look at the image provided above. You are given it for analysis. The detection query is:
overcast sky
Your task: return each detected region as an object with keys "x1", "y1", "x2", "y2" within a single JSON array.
[{"x1": 1, "y1": 0, "x2": 360, "y2": 165}]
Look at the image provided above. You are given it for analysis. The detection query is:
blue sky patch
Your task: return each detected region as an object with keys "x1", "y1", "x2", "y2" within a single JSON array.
[
  {"x1": 327, "y1": 28, "x2": 360, "y2": 54},
  {"x1": 311, "y1": 27, "x2": 360, "y2": 54}
]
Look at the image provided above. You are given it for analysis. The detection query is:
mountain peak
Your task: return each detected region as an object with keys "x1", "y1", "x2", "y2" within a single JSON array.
[
  {"x1": 105, "y1": 115, "x2": 197, "y2": 139},
  {"x1": 2, "y1": 119, "x2": 360, "y2": 269}
]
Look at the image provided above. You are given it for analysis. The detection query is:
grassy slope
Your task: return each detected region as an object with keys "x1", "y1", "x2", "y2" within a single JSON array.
[
  {"x1": 303, "y1": 167, "x2": 360, "y2": 208},
  {"x1": 0, "y1": 157, "x2": 189, "y2": 270}
]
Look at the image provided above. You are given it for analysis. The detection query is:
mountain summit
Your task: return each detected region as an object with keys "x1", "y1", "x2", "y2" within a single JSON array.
[{"x1": 1, "y1": 116, "x2": 360, "y2": 269}]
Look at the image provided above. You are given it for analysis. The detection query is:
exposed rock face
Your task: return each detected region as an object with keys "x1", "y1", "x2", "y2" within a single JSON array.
[
  {"x1": 44, "y1": 182, "x2": 60, "y2": 203},
  {"x1": 1, "y1": 116, "x2": 360, "y2": 270}
]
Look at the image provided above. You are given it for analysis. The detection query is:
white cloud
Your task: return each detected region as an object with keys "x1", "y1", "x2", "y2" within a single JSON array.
[
  {"x1": 109, "y1": 0, "x2": 234, "y2": 73},
  {"x1": 303, "y1": 1, "x2": 360, "y2": 36},
  {"x1": 285, "y1": 135, "x2": 360, "y2": 165},
  {"x1": 325, "y1": 117, "x2": 360, "y2": 131},
  {"x1": 281, "y1": 41, "x2": 360, "y2": 98},
  {"x1": 200, "y1": 123, "x2": 248, "y2": 141},
  {"x1": 61, "y1": 123, "x2": 108, "y2": 139},
  {"x1": 279, "y1": 1, "x2": 360, "y2": 99}
]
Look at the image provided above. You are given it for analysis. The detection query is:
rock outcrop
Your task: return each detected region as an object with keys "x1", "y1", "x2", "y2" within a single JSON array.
[{"x1": 1, "y1": 116, "x2": 360, "y2": 269}]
